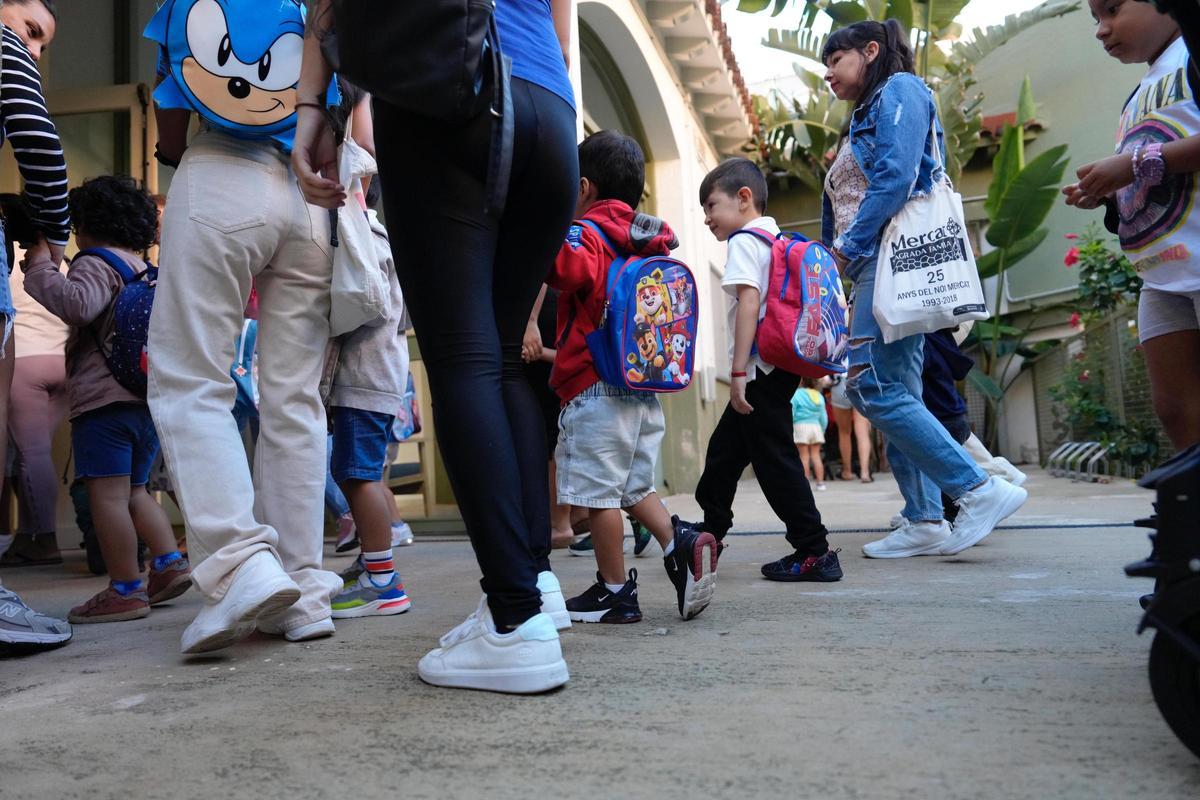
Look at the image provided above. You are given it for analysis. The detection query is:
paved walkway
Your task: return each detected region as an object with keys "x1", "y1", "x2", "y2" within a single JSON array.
[{"x1": 2, "y1": 468, "x2": 1197, "y2": 799}]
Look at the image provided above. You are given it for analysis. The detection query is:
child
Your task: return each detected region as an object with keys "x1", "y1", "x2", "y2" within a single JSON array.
[
  {"x1": 694, "y1": 158, "x2": 841, "y2": 582},
  {"x1": 22, "y1": 176, "x2": 191, "y2": 622},
  {"x1": 325, "y1": 173, "x2": 414, "y2": 621},
  {"x1": 791, "y1": 377, "x2": 828, "y2": 491},
  {"x1": 1065, "y1": 1, "x2": 1200, "y2": 451},
  {"x1": 550, "y1": 130, "x2": 717, "y2": 623}
]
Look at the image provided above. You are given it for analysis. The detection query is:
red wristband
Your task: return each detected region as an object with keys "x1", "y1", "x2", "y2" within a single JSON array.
[{"x1": 731, "y1": 371, "x2": 748, "y2": 378}]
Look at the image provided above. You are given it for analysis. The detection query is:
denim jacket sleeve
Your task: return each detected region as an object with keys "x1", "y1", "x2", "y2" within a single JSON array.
[
  {"x1": 821, "y1": 190, "x2": 835, "y2": 249},
  {"x1": 833, "y1": 75, "x2": 934, "y2": 261}
]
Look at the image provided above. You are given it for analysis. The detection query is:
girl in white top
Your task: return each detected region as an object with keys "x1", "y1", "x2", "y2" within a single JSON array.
[{"x1": 1065, "y1": 1, "x2": 1200, "y2": 450}]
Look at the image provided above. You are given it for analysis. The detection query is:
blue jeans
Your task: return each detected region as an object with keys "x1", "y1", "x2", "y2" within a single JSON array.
[
  {"x1": 0, "y1": 221, "x2": 15, "y2": 352},
  {"x1": 324, "y1": 434, "x2": 350, "y2": 519},
  {"x1": 846, "y1": 256, "x2": 987, "y2": 522}
]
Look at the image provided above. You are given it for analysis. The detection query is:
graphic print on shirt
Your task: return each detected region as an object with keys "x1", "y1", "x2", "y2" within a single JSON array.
[
  {"x1": 1117, "y1": 104, "x2": 1194, "y2": 253},
  {"x1": 145, "y1": 0, "x2": 325, "y2": 148}
]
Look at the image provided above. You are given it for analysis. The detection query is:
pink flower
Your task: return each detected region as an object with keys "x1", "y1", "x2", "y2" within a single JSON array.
[
  {"x1": 1064, "y1": 247, "x2": 1080, "y2": 267},
  {"x1": 1069, "y1": 312, "x2": 1082, "y2": 328},
  {"x1": 1064, "y1": 233, "x2": 1079, "y2": 240}
]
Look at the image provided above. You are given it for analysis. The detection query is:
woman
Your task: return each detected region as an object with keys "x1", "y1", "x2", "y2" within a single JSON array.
[
  {"x1": 828, "y1": 374, "x2": 873, "y2": 482},
  {"x1": 821, "y1": 20, "x2": 1026, "y2": 558},
  {"x1": 0, "y1": 0, "x2": 70, "y2": 570},
  {"x1": 295, "y1": 0, "x2": 577, "y2": 693}
]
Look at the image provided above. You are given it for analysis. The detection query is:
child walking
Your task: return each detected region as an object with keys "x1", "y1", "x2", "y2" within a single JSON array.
[
  {"x1": 22, "y1": 176, "x2": 190, "y2": 622},
  {"x1": 1065, "y1": 1, "x2": 1200, "y2": 451},
  {"x1": 791, "y1": 377, "x2": 828, "y2": 491},
  {"x1": 694, "y1": 158, "x2": 841, "y2": 582},
  {"x1": 551, "y1": 130, "x2": 717, "y2": 623}
]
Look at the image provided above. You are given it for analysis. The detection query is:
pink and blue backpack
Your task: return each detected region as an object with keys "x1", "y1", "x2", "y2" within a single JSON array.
[
  {"x1": 579, "y1": 220, "x2": 698, "y2": 393},
  {"x1": 731, "y1": 229, "x2": 849, "y2": 378},
  {"x1": 78, "y1": 247, "x2": 157, "y2": 397}
]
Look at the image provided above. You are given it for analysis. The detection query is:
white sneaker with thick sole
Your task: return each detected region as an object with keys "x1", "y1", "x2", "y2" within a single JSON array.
[
  {"x1": 418, "y1": 598, "x2": 568, "y2": 694},
  {"x1": 993, "y1": 458, "x2": 1028, "y2": 488},
  {"x1": 537, "y1": 570, "x2": 571, "y2": 630},
  {"x1": 181, "y1": 551, "x2": 300, "y2": 654},
  {"x1": 284, "y1": 617, "x2": 335, "y2": 642},
  {"x1": 888, "y1": 513, "x2": 905, "y2": 530},
  {"x1": 939, "y1": 477, "x2": 1029, "y2": 555},
  {"x1": 391, "y1": 521, "x2": 414, "y2": 548},
  {"x1": 863, "y1": 520, "x2": 951, "y2": 558}
]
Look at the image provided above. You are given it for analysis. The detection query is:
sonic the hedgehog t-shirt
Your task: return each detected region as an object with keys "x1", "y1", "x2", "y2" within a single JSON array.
[{"x1": 145, "y1": 0, "x2": 338, "y2": 153}]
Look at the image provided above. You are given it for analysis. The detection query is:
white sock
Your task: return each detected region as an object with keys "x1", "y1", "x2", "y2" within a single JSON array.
[
  {"x1": 604, "y1": 582, "x2": 625, "y2": 594},
  {"x1": 662, "y1": 540, "x2": 675, "y2": 557}
]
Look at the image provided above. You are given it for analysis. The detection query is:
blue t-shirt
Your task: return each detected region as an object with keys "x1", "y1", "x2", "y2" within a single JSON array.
[{"x1": 495, "y1": 0, "x2": 575, "y2": 110}]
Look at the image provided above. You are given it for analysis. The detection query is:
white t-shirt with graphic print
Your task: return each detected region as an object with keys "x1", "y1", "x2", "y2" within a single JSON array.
[
  {"x1": 1115, "y1": 35, "x2": 1200, "y2": 292},
  {"x1": 722, "y1": 216, "x2": 780, "y2": 380}
]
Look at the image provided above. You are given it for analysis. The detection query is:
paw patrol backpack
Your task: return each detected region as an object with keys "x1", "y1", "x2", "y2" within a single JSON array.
[
  {"x1": 78, "y1": 248, "x2": 157, "y2": 398},
  {"x1": 579, "y1": 220, "x2": 698, "y2": 393},
  {"x1": 730, "y1": 229, "x2": 849, "y2": 377}
]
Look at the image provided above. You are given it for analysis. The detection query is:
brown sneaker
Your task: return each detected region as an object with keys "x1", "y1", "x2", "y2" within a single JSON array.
[
  {"x1": 68, "y1": 585, "x2": 150, "y2": 624},
  {"x1": 0, "y1": 533, "x2": 63, "y2": 567},
  {"x1": 147, "y1": 557, "x2": 192, "y2": 605}
]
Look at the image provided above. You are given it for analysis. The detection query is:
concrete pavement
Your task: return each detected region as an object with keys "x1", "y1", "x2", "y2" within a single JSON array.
[{"x1": 1, "y1": 468, "x2": 1197, "y2": 799}]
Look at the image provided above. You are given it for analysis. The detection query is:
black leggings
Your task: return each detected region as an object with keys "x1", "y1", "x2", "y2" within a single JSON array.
[{"x1": 374, "y1": 79, "x2": 578, "y2": 627}]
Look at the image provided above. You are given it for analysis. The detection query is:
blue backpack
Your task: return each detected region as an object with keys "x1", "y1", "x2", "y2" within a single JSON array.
[
  {"x1": 77, "y1": 247, "x2": 157, "y2": 398},
  {"x1": 579, "y1": 220, "x2": 698, "y2": 393}
]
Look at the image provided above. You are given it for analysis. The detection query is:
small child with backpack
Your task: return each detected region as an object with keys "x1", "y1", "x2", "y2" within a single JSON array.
[
  {"x1": 694, "y1": 158, "x2": 843, "y2": 582},
  {"x1": 549, "y1": 130, "x2": 716, "y2": 624},
  {"x1": 22, "y1": 175, "x2": 190, "y2": 622},
  {"x1": 324, "y1": 175, "x2": 413, "y2": 622}
]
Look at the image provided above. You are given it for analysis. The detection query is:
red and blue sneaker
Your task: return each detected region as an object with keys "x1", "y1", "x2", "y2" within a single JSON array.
[{"x1": 760, "y1": 549, "x2": 843, "y2": 583}]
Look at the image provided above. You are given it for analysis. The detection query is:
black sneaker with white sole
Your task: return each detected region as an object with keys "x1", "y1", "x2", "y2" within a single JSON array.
[
  {"x1": 566, "y1": 570, "x2": 641, "y2": 624},
  {"x1": 663, "y1": 517, "x2": 718, "y2": 620}
]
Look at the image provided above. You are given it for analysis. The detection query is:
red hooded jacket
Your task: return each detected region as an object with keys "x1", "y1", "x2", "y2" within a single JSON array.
[{"x1": 547, "y1": 199, "x2": 679, "y2": 403}]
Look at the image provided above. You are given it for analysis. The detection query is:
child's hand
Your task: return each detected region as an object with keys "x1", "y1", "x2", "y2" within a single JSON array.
[
  {"x1": 730, "y1": 375, "x2": 753, "y2": 415},
  {"x1": 20, "y1": 237, "x2": 50, "y2": 271},
  {"x1": 1074, "y1": 153, "x2": 1134, "y2": 203},
  {"x1": 521, "y1": 319, "x2": 543, "y2": 363},
  {"x1": 1062, "y1": 182, "x2": 1103, "y2": 210}
]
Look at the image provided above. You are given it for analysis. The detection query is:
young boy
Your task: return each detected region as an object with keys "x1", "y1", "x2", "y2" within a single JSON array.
[
  {"x1": 695, "y1": 158, "x2": 841, "y2": 582},
  {"x1": 550, "y1": 130, "x2": 717, "y2": 624},
  {"x1": 326, "y1": 177, "x2": 413, "y2": 621},
  {"x1": 23, "y1": 176, "x2": 192, "y2": 622}
]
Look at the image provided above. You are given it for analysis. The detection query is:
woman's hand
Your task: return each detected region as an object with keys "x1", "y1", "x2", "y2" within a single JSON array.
[
  {"x1": 730, "y1": 374, "x2": 753, "y2": 415},
  {"x1": 831, "y1": 247, "x2": 850, "y2": 272},
  {"x1": 292, "y1": 105, "x2": 345, "y2": 209},
  {"x1": 1074, "y1": 153, "x2": 1134, "y2": 203},
  {"x1": 521, "y1": 319, "x2": 543, "y2": 363},
  {"x1": 1062, "y1": 182, "x2": 1103, "y2": 210}
]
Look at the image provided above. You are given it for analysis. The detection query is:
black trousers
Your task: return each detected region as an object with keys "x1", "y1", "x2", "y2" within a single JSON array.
[
  {"x1": 695, "y1": 368, "x2": 830, "y2": 556},
  {"x1": 373, "y1": 80, "x2": 578, "y2": 627}
]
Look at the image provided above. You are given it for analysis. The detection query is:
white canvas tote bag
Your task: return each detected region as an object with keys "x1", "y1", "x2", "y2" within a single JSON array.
[
  {"x1": 329, "y1": 119, "x2": 390, "y2": 337},
  {"x1": 872, "y1": 120, "x2": 989, "y2": 343}
]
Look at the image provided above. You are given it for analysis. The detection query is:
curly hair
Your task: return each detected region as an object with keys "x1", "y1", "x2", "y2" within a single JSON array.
[{"x1": 68, "y1": 176, "x2": 158, "y2": 251}]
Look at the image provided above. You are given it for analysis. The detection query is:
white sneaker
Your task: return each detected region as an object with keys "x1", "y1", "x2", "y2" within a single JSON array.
[
  {"x1": 863, "y1": 520, "x2": 951, "y2": 558},
  {"x1": 284, "y1": 617, "x2": 335, "y2": 642},
  {"x1": 993, "y1": 458, "x2": 1028, "y2": 488},
  {"x1": 939, "y1": 477, "x2": 1029, "y2": 555},
  {"x1": 418, "y1": 598, "x2": 569, "y2": 694},
  {"x1": 888, "y1": 513, "x2": 905, "y2": 530},
  {"x1": 181, "y1": 551, "x2": 300, "y2": 654},
  {"x1": 537, "y1": 570, "x2": 571, "y2": 630},
  {"x1": 391, "y1": 521, "x2": 415, "y2": 548}
]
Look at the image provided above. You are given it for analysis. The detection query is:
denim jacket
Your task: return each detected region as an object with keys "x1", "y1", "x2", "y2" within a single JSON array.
[{"x1": 821, "y1": 72, "x2": 945, "y2": 274}]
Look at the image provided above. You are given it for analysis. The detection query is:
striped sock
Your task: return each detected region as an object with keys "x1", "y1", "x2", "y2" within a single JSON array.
[{"x1": 361, "y1": 549, "x2": 395, "y2": 588}]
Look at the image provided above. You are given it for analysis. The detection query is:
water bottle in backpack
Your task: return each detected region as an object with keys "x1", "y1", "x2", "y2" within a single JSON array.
[
  {"x1": 78, "y1": 247, "x2": 156, "y2": 397},
  {"x1": 731, "y1": 229, "x2": 849, "y2": 377},
  {"x1": 578, "y1": 220, "x2": 699, "y2": 393}
]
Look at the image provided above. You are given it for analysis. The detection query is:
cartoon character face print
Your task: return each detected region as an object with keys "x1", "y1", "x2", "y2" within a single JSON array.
[
  {"x1": 668, "y1": 332, "x2": 689, "y2": 364},
  {"x1": 627, "y1": 323, "x2": 666, "y2": 384},
  {"x1": 148, "y1": 0, "x2": 306, "y2": 138},
  {"x1": 634, "y1": 269, "x2": 672, "y2": 327},
  {"x1": 637, "y1": 327, "x2": 660, "y2": 361},
  {"x1": 669, "y1": 276, "x2": 692, "y2": 318}
]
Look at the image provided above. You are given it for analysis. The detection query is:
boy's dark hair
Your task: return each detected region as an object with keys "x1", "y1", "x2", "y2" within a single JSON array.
[
  {"x1": 822, "y1": 20, "x2": 915, "y2": 112},
  {"x1": 578, "y1": 130, "x2": 645, "y2": 209},
  {"x1": 69, "y1": 176, "x2": 159, "y2": 252},
  {"x1": 10, "y1": 0, "x2": 58, "y2": 22},
  {"x1": 698, "y1": 157, "x2": 768, "y2": 214}
]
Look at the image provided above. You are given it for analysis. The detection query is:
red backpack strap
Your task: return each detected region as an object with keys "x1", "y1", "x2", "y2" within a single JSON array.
[{"x1": 728, "y1": 227, "x2": 778, "y2": 247}]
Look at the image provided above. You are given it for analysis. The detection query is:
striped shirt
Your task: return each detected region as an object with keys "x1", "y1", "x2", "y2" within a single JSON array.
[{"x1": 1, "y1": 26, "x2": 69, "y2": 246}]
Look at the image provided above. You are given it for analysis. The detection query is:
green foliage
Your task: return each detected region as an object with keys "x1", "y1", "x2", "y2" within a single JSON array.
[
  {"x1": 984, "y1": 144, "x2": 1070, "y2": 250},
  {"x1": 976, "y1": 228, "x2": 1046, "y2": 279},
  {"x1": 1068, "y1": 225, "x2": 1142, "y2": 323}
]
